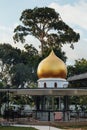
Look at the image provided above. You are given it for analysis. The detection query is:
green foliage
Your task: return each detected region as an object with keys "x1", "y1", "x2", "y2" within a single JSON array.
[
  {"x1": 0, "y1": 43, "x2": 21, "y2": 65},
  {"x1": 79, "y1": 96, "x2": 87, "y2": 106},
  {"x1": 68, "y1": 59, "x2": 87, "y2": 88},
  {"x1": 0, "y1": 126, "x2": 38, "y2": 130},
  {"x1": 10, "y1": 63, "x2": 31, "y2": 88},
  {"x1": 0, "y1": 81, "x2": 3, "y2": 88},
  {"x1": 0, "y1": 43, "x2": 39, "y2": 88},
  {"x1": 69, "y1": 95, "x2": 87, "y2": 111},
  {"x1": 13, "y1": 95, "x2": 34, "y2": 106},
  {"x1": 68, "y1": 58, "x2": 87, "y2": 77},
  {"x1": 13, "y1": 7, "x2": 80, "y2": 54},
  {"x1": 74, "y1": 58, "x2": 87, "y2": 75}
]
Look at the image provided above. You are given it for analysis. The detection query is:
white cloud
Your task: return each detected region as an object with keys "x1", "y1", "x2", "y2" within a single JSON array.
[
  {"x1": 49, "y1": 1, "x2": 87, "y2": 65},
  {"x1": 84, "y1": 38, "x2": 87, "y2": 42},
  {"x1": 0, "y1": 24, "x2": 25, "y2": 49},
  {"x1": 13, "y1": 23, "x2": 19, "y2": 29},
  {"x1": 0, "y1": 25, "x2": 12, "y2": 43},
  {"x1": 49, "y1": 1, "x2": 87, "y2": 30},
  {"x1": 0, "y1": 26, "x2": 12, "y2": 32},
  {"x1": 62, "y1": 39, "x2": 87, "y2": 65},
  {"x1": 0, "y1": 24, "x2": 40, "y2": 50}
]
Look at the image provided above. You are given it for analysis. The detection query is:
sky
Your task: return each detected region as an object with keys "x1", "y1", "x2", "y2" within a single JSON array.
[{"x1": 0, "y1": 0, "x2": 87, "y2": 65}]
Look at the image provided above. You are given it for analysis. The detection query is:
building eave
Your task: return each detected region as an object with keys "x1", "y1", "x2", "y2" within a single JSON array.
[{"x1": 1, "y1": 88, "x2": 87, "y2": 96}]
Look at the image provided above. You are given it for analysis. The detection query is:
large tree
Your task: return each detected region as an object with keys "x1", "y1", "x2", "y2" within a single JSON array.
[
  {"x1": 13, "y1": 7, "x2": 80, "y2": 55},
  {"x1": 0, "y1": 43, "x2": 40, "y2": 110}
]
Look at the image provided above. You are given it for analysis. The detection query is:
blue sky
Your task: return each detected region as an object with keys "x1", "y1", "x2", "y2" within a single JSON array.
[{"x1": 0, "y1": 0, "x2": 87, "y2": 65}]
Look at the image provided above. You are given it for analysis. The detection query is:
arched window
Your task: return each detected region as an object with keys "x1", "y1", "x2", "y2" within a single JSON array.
[
  {"x1": 54, "y1": 82, "x2": 57, "y2": 88},
  {"x1": 44, "y1": 82, "x2": 47, "y2": 88}
]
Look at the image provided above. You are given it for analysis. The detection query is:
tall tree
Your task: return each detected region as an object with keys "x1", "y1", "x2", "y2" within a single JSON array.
[{"x1": 13, "y1": 7, "x2": 80, "y2": 55}]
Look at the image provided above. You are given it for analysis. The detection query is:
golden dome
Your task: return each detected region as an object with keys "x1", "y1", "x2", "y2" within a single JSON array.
[{"x1": 37, "y1": 50, "x2": 67, "y2": 79}]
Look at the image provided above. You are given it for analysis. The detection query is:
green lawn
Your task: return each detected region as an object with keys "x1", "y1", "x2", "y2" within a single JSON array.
[
  {"x1": 58, "y1": 125, "x2": 87, "y2": 130},
  {"x1": 0, "y1": 126, "x2": 38, "y2": 130}
]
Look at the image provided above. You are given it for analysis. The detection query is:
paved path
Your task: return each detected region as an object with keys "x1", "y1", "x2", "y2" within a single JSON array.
[{"x1": 12, "y1": 124, "x2": 65, "y2": 130}]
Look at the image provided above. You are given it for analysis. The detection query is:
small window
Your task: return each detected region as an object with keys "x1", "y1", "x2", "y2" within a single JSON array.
[
  {"x1": 44, "y1": 82, "x2": 47, "y2": 88},
  {"x1": 54, "y1": 82, "x2": 57, "y2": 88}
]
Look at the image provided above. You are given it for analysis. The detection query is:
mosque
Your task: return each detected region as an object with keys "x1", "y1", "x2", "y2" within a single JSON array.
[
  {"x1": 1, "y1": 50, "x2": 87, "y2": 122},
  {"x1": 35, "y1": 50, "x2": 69, "y2": 121},
  {"x1": 37, "y1": 50, "x2": 68, "y2": 89}
]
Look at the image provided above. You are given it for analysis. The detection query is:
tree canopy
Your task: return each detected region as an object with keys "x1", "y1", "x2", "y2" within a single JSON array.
[
  {"x1": 0, "y1": 43, "x2": 39, "y2": 88},
  {"x1": 13, "y1": 7, "x2": 80, "y2": 55},
  {"x1": 68, "y1": 58, "x2": 87, "y2": 88},
  {"x1": 68, "y1": 58, "x2": 87, "y2": 77}
]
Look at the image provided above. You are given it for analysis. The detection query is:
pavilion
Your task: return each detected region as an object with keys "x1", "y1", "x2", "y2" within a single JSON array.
[{"x1": 0, "y1": 51, "x2": 87, "y2": 121}]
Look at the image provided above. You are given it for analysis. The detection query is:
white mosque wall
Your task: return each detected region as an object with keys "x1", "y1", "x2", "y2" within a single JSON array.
[{"x1": 38, "y1": 78, "x2": 68, "y2": 88}]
